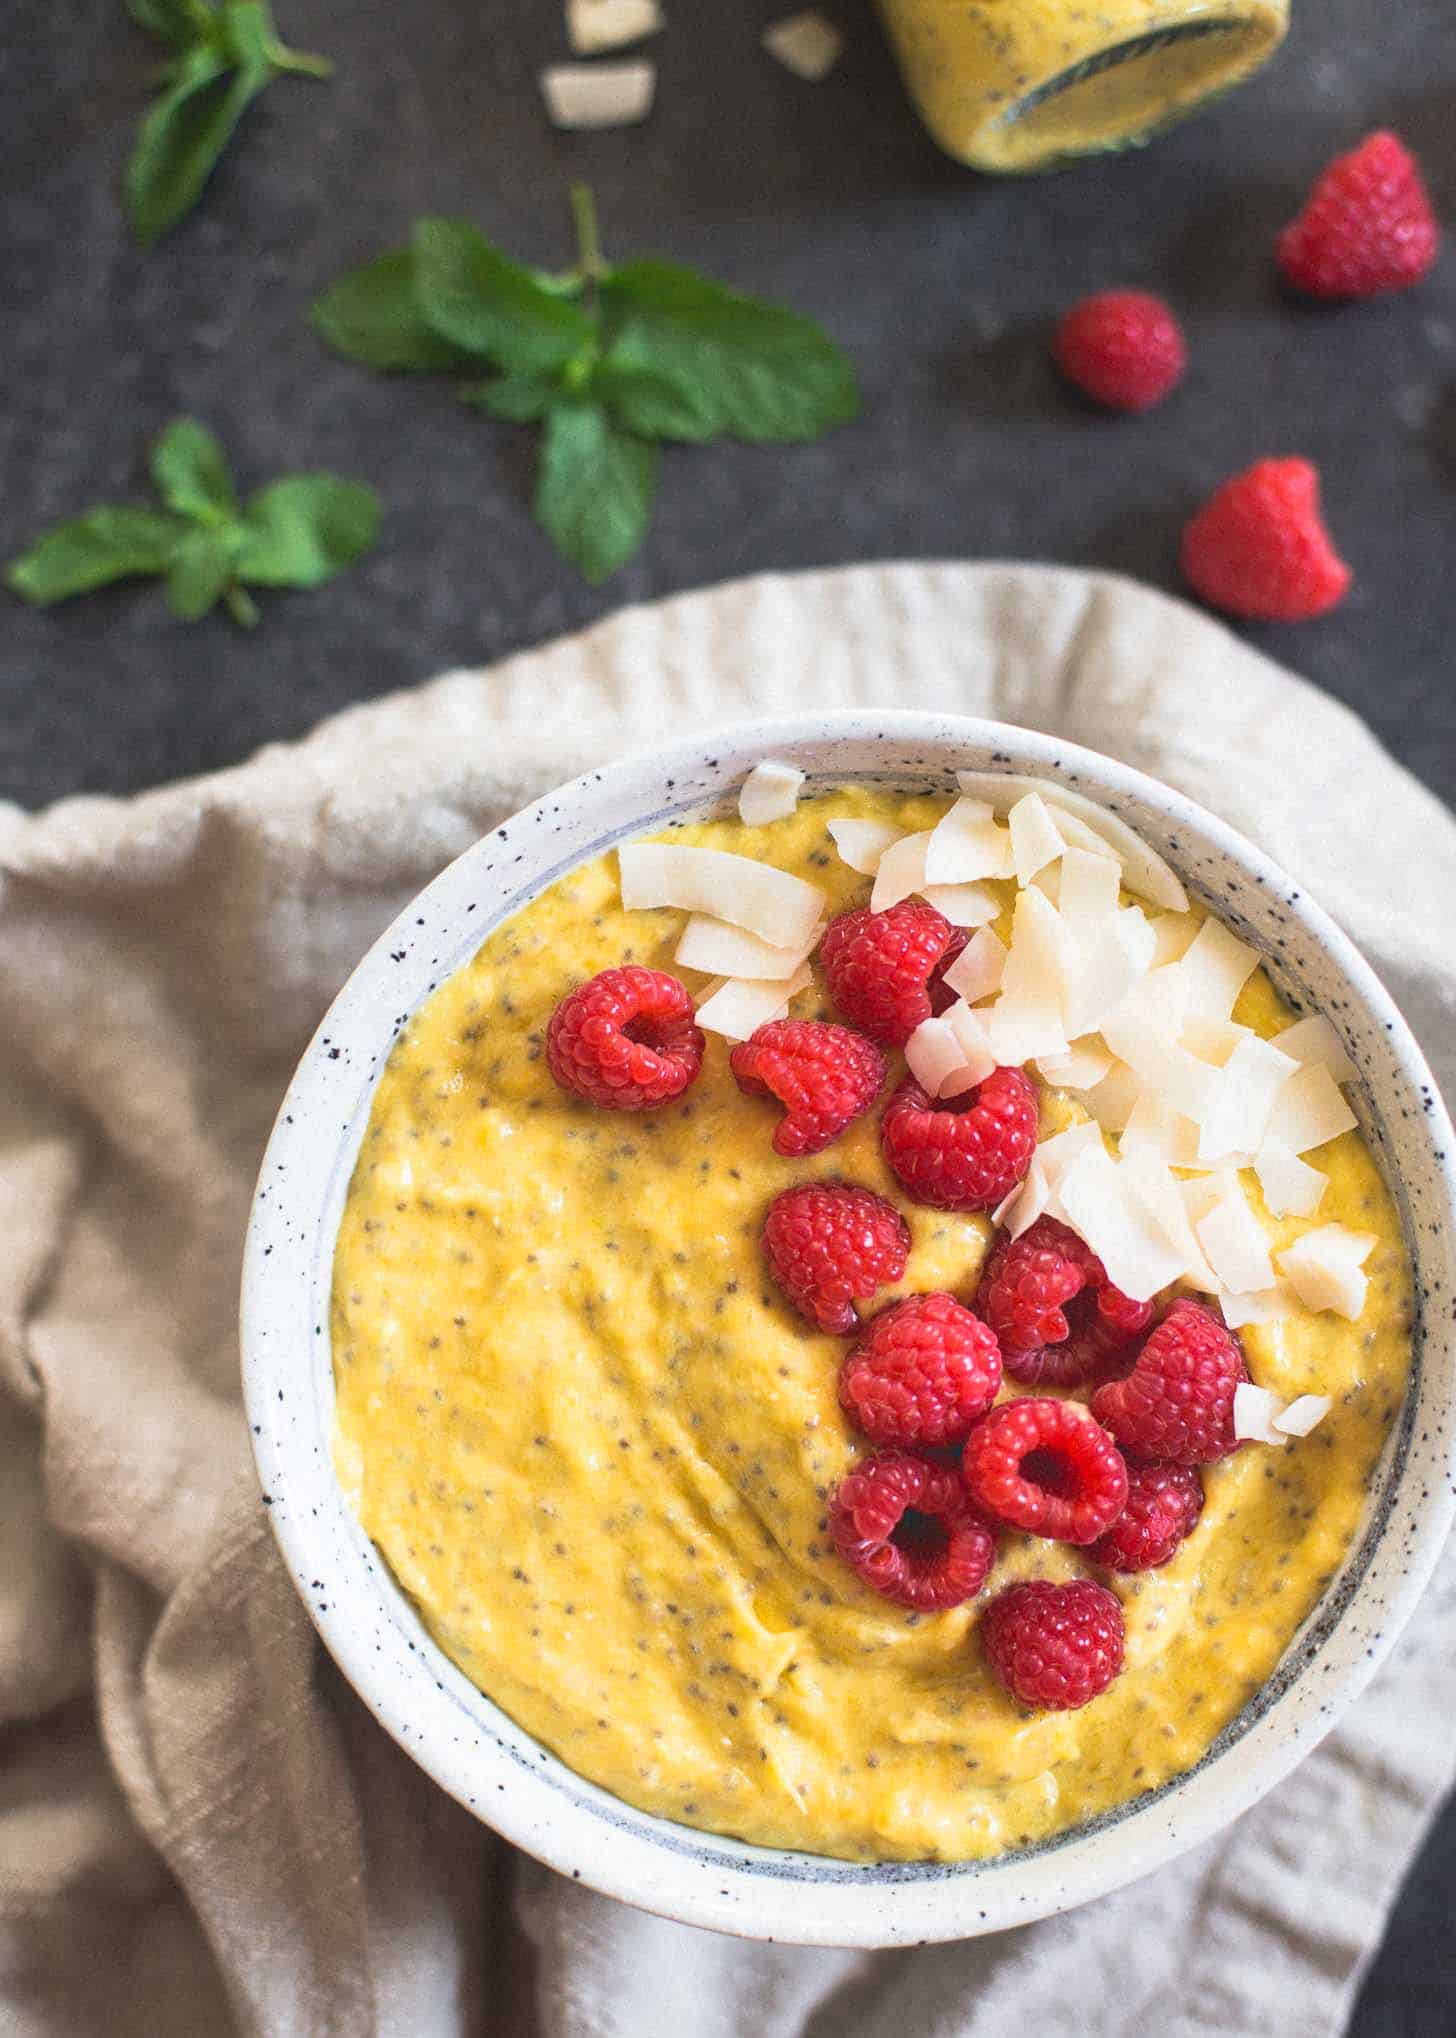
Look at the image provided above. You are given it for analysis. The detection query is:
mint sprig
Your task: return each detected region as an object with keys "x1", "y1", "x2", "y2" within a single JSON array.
[
  {"x1": 6, "y1": 418, "x2": 380, "y2": 626},
  {"x1": 124, "y1": 0, "x2": 332, "y2": 247},
  {"x1": 312, "y1": 186, "x2": 859, "y2": 583}
]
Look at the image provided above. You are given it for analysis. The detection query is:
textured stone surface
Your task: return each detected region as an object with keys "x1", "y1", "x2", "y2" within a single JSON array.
[{"x1": 1, "y1": 0, "x2": 1454, "y2": 2020}]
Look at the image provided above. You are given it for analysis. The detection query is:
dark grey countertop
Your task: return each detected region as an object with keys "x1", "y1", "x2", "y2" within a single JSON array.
[{"x1": 5, "y1": 1, "x2": 1454, "y2": 2024}]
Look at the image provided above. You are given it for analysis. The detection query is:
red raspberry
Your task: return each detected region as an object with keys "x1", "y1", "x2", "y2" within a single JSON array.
[
  {"x1": 1053, "y1": 290, "x2": 1186, "y2": 412},
  {"x1": 546, "y1": 966, "x2": 704, "y2": 1110},
  {"x1": 839, "y1": 1292, "x2": 1002, "y2": 1447},
  {"x1": 828, "y1": 1450, "x2": 997, "y2": 1612},
  {"x1": 981, "y1": 1579, "x2": 1125, "y2": 1712},
  {"x1": 819, "y1": 901, "x2": 968, "y2": 1048},
  {"x1": 1278, "y1": 130, "x2": 1439, "y2": 300},
  {"x1": 961, "y1": 1396, "x2": 1128, "y2": 1545},
  {"x1": 730, "y1": 1019, "x2": 885, "y2": 1157},
  {"x1": 1091, "y1": 1298, "x2": 1248, "y2": 1466},
  {"x1": 880, "y1": 1069, "x2": 1037, "y2": 1212},
  {"x1": 1181, "y1": 457, "x2": 1351, "y2": 623},
  {"x1": 1086, "y1": 1461, "x2": 1204, "y2": 1573},
  {"x1": 975, "y1": 1216, "x2": 1154, "y2": 1388},
  {"x1": 761, "y1": 1182, "x2": 910, "y2": 1335}
]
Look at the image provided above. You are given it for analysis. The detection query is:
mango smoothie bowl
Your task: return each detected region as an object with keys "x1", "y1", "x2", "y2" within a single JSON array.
[{"x1": 242, "y1": 714, "x2": 1456, "y2": 1945}]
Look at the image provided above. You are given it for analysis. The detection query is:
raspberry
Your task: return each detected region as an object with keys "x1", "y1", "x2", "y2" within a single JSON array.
[
  {"x1": 981, "y1": 1579, "x2": 1124, "y2": 1712},
  {"x1": 975, "y1": 1216, "x2": 1154, "y2": 1388},
  {"x1": 546, "y1": 966, "x2": 704, "y2": 1110},
  {"x1": 1091, "y1": 1298, "x2": 1248, "y2": 1466},
  {"x1": 730, "y1": 1019, "x2": 885, "y2": 1157},
  {"x1": 1278, "y1": 131, "x2": 1439, "y2": 301},
  {"x1": 828, "y1": 1451, "x2": 997, "y2": 1612},
  {"x1": 819, "y1": 901, "x2": 968, "y2": 1048},
  {"x1": 961, "y1": 1396, "x2": 1128, "y2": 1545},
  {"x1": 839, "y1": 1292, "x2": 1002, "y2": 1447},
  {"x1": 761, "y1": 1182, "x2": 910, "y2": 1334},
  {"x1": 1053, "y1": 290, "x2": 1186, "y2": 412},
  {"x1": 1181, "y1": 457, "x2": 1351, "y2": 623},
  {"x1": 880, "y1": 1069, "x2": 1037, "y2": 1212},
  {"x1": 1086, "y1": 1461, "x2": 1204, "y2": 1573}
]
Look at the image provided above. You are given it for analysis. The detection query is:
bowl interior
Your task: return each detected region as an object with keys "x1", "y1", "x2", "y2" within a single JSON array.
[{"x1": 241, "y1": 711, "x2": 1456, "y2": 1946}]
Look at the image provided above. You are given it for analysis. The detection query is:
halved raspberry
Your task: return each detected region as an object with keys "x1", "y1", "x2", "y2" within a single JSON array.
[
  {"x1": 828, "y1": 1451, "x2": 997, "y2": 1611},
  {"x1": 819, "y1": 901, "x2": 968, "y2": 1048},
  {"x1": 981, "y1": 1579, "x2": 1125, "y2": 1712},
  {"x1": 546, "y1": 966, "x2": 704, "y2": 1110},
  {"x1": 761, "y1": 1182, "x2": 910, "y2": 1334},
  {"x1": 880, "y1": 1069, "x2": 1037, "y2": 1212},
  {"x1": 1053, "y1": 290, "x2": 1186, "y2": 413},
  {"x1": 1086, "y1": 1461, "x2": 1204, "y2": 1573},
  {"x1": 961, "y1": 1396, "x2": 1128, "y2": 1545},
  {"x1": 1091, "y1": 1298, "x2": 1248, "y2": 1466},
  {"x1": 1278, "y1": 130, "x2": 1439, "y2": 301},
  {"x1": 730, "y1": 1018, "x2": 885, "y2": 1157},
  {"x1": 839, "y1": 1292, "x2": 1002, "y2": 1447},
  {"x1": 975, "y1": 1216, "x2": 1154, "y2": 1388}
]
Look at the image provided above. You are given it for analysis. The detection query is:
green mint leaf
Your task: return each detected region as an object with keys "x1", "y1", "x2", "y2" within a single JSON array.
[
  {"x1": 601, "y1": 260, "x2": 859, "y2": 444},
  {"x1": 123, "y1": 38, "x2": 270, "y2": 246},
  {"x1": 535, "y1": 403, "x2": 656, "y2": 585},
  {"x1": 150, "y1": 417, "x2": 239, "y2": 523},
  {"x1": 233, "y1": 476, "x2": 381, "y2": 586},
  {"x1": 311, "y1": 251, "x2": 469, "y2": 373},
  {"x1": 411, "y1": 218, "x2": 594, "y2": 375},
  {"x1": 6, "y1": 507, "x2": 185, "y2": 604},
  {"x1": 594, "y1": 362, "x2": 718, "y2": 445},
  {"x1": 164, "y1": 526, "x2": 234, "y2": 619},
  {"x1": 458, "y1": 372, "x2": 561, "y2": 423},
  {"x1": 126, "y1": 0, "x2": 218, "y2": 49}
]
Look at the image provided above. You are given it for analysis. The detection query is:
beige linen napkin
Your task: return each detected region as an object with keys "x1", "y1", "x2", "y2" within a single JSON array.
[{"x1": 2, "y1": 563, "x2": 1454, "y2": 2038}]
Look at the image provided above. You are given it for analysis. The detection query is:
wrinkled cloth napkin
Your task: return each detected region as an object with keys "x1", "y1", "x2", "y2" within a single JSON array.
[{"x1": 3, "y1": 563, "x2": 1455, "y2": 2038}]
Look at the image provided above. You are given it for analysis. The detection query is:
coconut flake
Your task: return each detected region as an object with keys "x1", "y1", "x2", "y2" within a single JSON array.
[
  {"x1": 1254, "y1": 1135, "x2": 1327, "y2": 1220},
  {"x1": 920, "y1": 882, "x2": 1001, "y2": 928},
  {"x1": 870, "y1": 830, "x2": 932, "y2": 912},
  {"x1": 1266, "y1": 1063, "x2": 1358, "y2": 1154},
  {"x1": 827, "y1": 818, "x2": 901, "y2": 876},
  {"x1": 675, "y1": 914, "x2": 814, "y2": 982},
  {"x1": 1220, "y1": 1287, "x2": 1291, "y2": 1329},
  {"x1": 941, "y1": 925, "x2": 1007, "y2": 1005},
  {"x1": 1175, "y1": 918, "x2": 1261, "y2": 1024},
  {"x1": 695, "y1": 963, "x2": 811, "y2": 1041},
  {"x1": 1277, "y1": 1224, "x2": 1375, "y2": 1319},
  {"x1": 1035, "y1": 1119, "x2": 1107, "y2": 1194},
  {"x1": 906, "y1": 1007, "x2": 994, "y2": 1099},
  {"x1": 1007, "y1": 794, "x2": 1064, "y2": 887},
  {"x1": 1271, "y1": 1014, "x2": 1358, "y2": 1087},
  {"x1": 953, "y1": 773, "x2": 1188, "y2": 912},
  {"x1": 1118, "y1": 1147, "x2": 1219, "y2": 1291},
  {"x1": 1180, "y1": 1017, "x2": 1251, "y2": 1066},
  {"x1": 993, "y1": 1160, "x2": 1049, "y2": 1238},
  {"x1": 1083, "y1": 1060, "x2": 1142, "y2": 1135},
  {"x1": 566, "y1": 0, "x2": 663, "y2": 54},
  {"x1": 987, "y1": 885, "x2": 1071, "y2": 1064},
  {"x1": 1058, "y1": 846, "x2": 1121, "y2": 926},
  {"x1": 738, "y1": 760, "x2": 805, "y2": 827},
  {"x1": 1275, "y1": 1394, "x2": 1333, "y2": 1437},
  {"x1": 1150, "y1": 912, "x2": 1200, "y2": 966},
  {"x1": 762, "y1": 10, "x2": 844, "y2": 79},
  {"x1": 1233, "y1": 1383, "x2": 1289, "y2": 1447},
  {"x1": 1061, "y1": 905, "x2": 1157, "y2": 1040},
  {"x1": 1119, "y1": 1089, "x2": 1203, "y2": 1169},
  {"x1": 1196, "y1": 1187, "x2": 1276, "y2": 1296},
  {"x1": 1056, "y1": 1144, "x2": 1186, "y2": 1302},
  {"x1": 619, "y1": 842, "x2": 824, "y2": 948},
  {"x1": 1038, "y1": 1040, "x2": 1115, "y2": 1091},
  {"x1": 924, "y1": 798, "x2": 1015, "y2": 887},
  {"x1": 541, "y1": 60, "x2": 656, "y2": 126},
  {"x1": 1197, "y1": 1034, "x2": 1300, "y2": 1166}
]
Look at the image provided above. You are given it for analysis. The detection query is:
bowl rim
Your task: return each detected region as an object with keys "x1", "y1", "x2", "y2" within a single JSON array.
[{"x1": 241, "y1": 708, "x2": 1456, "y2": 1946}]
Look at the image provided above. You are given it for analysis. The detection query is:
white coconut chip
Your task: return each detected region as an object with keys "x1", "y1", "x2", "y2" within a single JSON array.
[
  {"x1": 1180, "y1": 1016, "x2": 1252, "y2": 1066},
  {"x1": 953, "y1": 772, "x2": 1188, "y2": 912},
  {"x1": 923, "y1": 798, "x2": 1015, "y2": 887},
  {"x1": 986, "y1": 885, "x2": 1071, "y2": 1065},
  {"x1": 1118, "y1": 1147, "x2": 1219, "y2": 1291},
  {"x1": 1274, "y1": 1394, "x2": 1333, "y2": 1438},
  {"x1": 1037, "y1": 1040, "x2": 1115, "y2": 1091},
  {"x1": 738, "y1": 760, "x2": 805, "y2": 827},
  {"x1": 905, "y1": 1008, "x2": 993, "y2": 1099},
  {"x1": 1271, "y1": 1013, "x2": 1358, "y2": 1087},
  {"x1": 1034, "y1": 1119, "x2": 1107, "y2": 1193},
  {"x1": 1196, "y1": 1187, "x2": 1276, "y2": 1296},
  {"x1": 1233, "y1": 1383, "x2": 1289, "y2": 1447},
  {"x1": 940, "y1": 925, "x2": 1006, "y2": 1005},
  {"x1": 870, "y1": 830, "x2": 932, "y2": 912},
  {"x1": 1056, "y1": 1144, "x2": 1187, "y2": 1302},
  {"x1": 618, "y1": 842, "x2": 824, "y2": 948},
  {"x1": 1119, "y1": 1090, "x2": 1203, "y2": 1170},
  {"x1": 1082, "y1": 1060, "x2": 1142, "y2": 1134},
  {"x1": 1254, "y1": 1135, "x2": 1328, "y2": 1220},
  {"x1": 920, "y1": 882, "x2": 1001, "y2": 928},
  {"x1": 1061, "y1": 906, "x2": 1156, "y2": 1040},
  {"x1": 675, "y1": 914, "x2": 815, "y2": 983},
  {"x1": 1007, "y1": 793, "x2": 1064, "y2": 887},
  {"x1": 1150, "y1": 911, "x2": 1200, "y2": 966},
  {"x1": 541, "y1": 61, "x2": 656, "y2": 127},
  {"x1": 1196, "y1": 1034, "x2": 1300, "y2": 1166},
  {"x1": 1220, "y1": 1287, "x2": 1291, "y2": 1330},
  {"x1": 566, "y1": 0, "x2": 663, "y2": 55},
  {"x1": 694, "y1": 962, "x2": 811, "y2": 1041},
  {"x1": 1175, "y1": 918, "x2": 1261, "y2": 1024},
  {"x1": 827, "y1": 817, "x2": 901, "y2": 876},
  {"x1": 993, "y1": 1160, "x2": 1049, "y2": 1238},
  {"x1": 1277, "y1": 1224, "x2": 1376, "y2": 1320},
  {"x1": 1265, "y1": 1063, "x2": 1358, "y2": 1155},
  {"x1": 1058, "y1": 846, "x2": 1121, "y2": 925},
  {"x1": 762, "y1": 10, "x2": 844, "y2": 80}
]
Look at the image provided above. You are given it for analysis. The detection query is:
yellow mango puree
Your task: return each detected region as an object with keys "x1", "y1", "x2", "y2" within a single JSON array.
[{"x1": 332, "y1": 786, "x2": 1411, "y2": 1862}]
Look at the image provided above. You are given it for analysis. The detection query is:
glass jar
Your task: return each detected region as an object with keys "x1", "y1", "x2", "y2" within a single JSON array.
[{"x1": 876, "y1": 0, "x2": 1290, "y2": 174}]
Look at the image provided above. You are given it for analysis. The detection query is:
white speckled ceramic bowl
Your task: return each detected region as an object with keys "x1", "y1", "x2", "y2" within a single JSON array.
[{"x1": 241, "y1": 711, "x2": 1456, "y2": 1946}]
